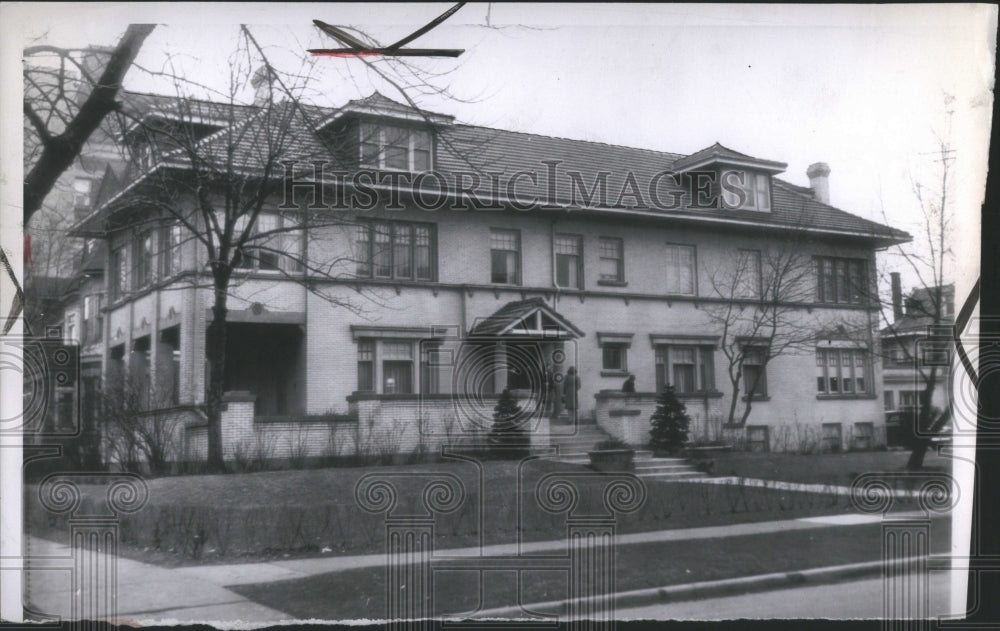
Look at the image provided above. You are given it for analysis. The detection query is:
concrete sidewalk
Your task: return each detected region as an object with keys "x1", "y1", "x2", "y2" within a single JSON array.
[
  {"x1": 24, "y1": 508, "x2": 930, "y2": 623},
  {"x1": 23, "y1": 537, "x2": 289, "y2": 624},
  {"x1": 175, "y1": 509, "x2": 928, "y2": 587}
]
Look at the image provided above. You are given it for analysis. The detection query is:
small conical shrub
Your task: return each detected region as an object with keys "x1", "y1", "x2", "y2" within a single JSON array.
[
  {"x1": 649, "y1": 385, "x2": 691, "y2": 454},
  {"x1": 489, "y1": 389, "x2": 530, "y2": 458}
]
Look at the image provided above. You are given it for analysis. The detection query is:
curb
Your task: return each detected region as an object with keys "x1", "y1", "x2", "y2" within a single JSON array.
[{"x1": 467, "y1": 557, "x2": 912, "y2": 619}]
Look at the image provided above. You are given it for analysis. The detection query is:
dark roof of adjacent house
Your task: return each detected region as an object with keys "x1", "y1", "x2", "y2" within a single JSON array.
[
  {"x1": 881, "y1": 284, "x2": 955, "y2": 336},
  {"x1": 80, "y1": 91, "x2": 909, "y2": 245}
]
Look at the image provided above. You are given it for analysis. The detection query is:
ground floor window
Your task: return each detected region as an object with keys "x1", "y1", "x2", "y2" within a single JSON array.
[
  {"x1": 821, "y1": 422, "x2": 843, "y2": 453},
  {"x1": 816, "y1": 347, "x2": 870, "y2": 395},
  {"x1": 382, "y1": 342, "x2": 413, "y2": 394},
  {"x1": 884, "y1": 390, "x2": 895, "y2": 410},
  {"x1": 158, "y1": 326, "x2": 181, "y2": 406},
  {"x1": 357, "y1": 340, "x2": 375, "y2": 392},
  {"x1": 741, "y1": 345, "x2": 768, "y2": 399},
  {"x1": 853, "y1": 422, "x2": 875, "y2": 450},
  {"x1": 655, "y1": 345, "x2": 715, "y2": 394},
  {"x1": 420, "y1": 341, "x2": 443, "y2": 395},
  {"x1": 746, "y1": 425, "x2": 769, "y2": 452},
  {"x1": 602, "y1": 344, "x2": 628, "y2": 372},
  {"x1": 357, "y1": 338, "x2": 443, "y2": 395},
  {"x1": 899, "y1": 390, "x2": 919, "y2": 408}
]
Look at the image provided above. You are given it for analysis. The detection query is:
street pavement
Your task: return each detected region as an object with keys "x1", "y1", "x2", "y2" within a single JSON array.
[{"x1": 615, "y1": 572, "x2": 958, "y2": 620}]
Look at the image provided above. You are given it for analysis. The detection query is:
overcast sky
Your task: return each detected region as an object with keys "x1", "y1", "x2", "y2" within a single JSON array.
[{"x1": 6, "y1": 2, "x2": 995, "y2": 303}]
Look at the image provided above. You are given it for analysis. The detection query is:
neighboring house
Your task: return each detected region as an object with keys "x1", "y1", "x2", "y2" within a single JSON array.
[
  {"x1": 880, "y1": 275, "x2": 954, "y2": 417},
  {"x1": 68, "y1": 89, "x2": 909, "y2": 464}
]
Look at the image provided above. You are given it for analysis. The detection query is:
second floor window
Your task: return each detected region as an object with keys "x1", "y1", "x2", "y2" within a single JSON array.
[
  {"x1": 159, "y1": 223, "x2": 184, "y2": 278},
  {"x1": 664, "y1": 244, "x2": 696, "y2": 295},
  {"x1": 356, "y1": 220, "x2": 436, "y2": 281},
  {"x1": 359, "y1": 123, "x2": 432, "y2": 172},
  {"x1": 110, "y1": 245, "x2": 129, "y2": 301},
  {"x1": 555, "y1": 234, "x2": 583, "y2": 289},
  {"x1": 598, "y1": 237, "x2": 624, "y2": 283},
  {"x1": 134, "y1": 231, "x2": 155, "y2": 289},
  {"x1": 72, "y1": 178, "x2": 93, "y2": 208},
  {"x1": 816, "y1": 257, "x2": 867, "y2": 305},
  {"x1": 83, "y1": 294, "x2": 102, "y2": 343},
  {"x1": 490, "y1": 229, "x2": 521, "y2": 285},
  {"x1": 736, "y1": 249, "x2": 762, "y2": 298},
  {"x1": 232, "y1": 213, "x2": 304, "y2": 272}
]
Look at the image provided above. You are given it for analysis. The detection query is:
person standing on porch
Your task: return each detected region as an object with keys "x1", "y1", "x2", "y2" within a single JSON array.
[
  {"x1": 550, "y1": 364, "x2": 564, "y2": 419},
  {"x1": 564, "y1": 366, "x2": 581, "y2": 415}
]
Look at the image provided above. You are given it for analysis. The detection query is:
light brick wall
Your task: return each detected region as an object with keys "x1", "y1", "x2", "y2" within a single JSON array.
[{"x1": 100, "y1": 199, "x2": 889, "y2": 458}]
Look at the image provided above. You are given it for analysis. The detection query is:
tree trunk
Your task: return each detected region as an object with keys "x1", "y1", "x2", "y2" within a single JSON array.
[
  {"x1": 906, "y1": 367, "x2": 944, "y2": 470},
  {"x1": 23, "y1": 24, "x2": 154, "y2": 225},
  {"x1": 726, "y1": 380, "x2": 741, "y2": 426},
  {"x1": 204, "y1": 278, "x2": 230, "y2": 472}
]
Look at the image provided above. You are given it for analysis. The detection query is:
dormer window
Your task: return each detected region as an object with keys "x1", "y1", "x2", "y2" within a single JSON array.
[
  {"x1": 359, "y1": 122, "x2": 432, "y2": 172},
  {"x1": 721, "y1": 170, "x2": 771, "y2": 211}
]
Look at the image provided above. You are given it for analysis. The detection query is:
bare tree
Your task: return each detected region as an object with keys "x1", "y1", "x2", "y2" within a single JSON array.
[
  {"x1": 872, "y1": 130, "x2": 955, "y2": 470},
  {"x1": 703, "y1": 230, "x2": 835, "y2": 426},
  {"x1": 23, "y1": 24, "x2": 154, "y2": 226},
  {"x1": 96, "y1": 25, "x2": 479, "y2": 472}
]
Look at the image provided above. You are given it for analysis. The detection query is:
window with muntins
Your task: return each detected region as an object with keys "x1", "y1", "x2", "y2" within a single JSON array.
[
  {"x1": 602, "y1": 344, "x2": 628, "y2": 372},
  {"x1": 73, "y1": 177, "x2": 93, "y2": 208},
  {"x1": 664, "y1": 244, "x2": 696, "y2": 295},
  {"x1": 356, "y1": 220, "x2": 436, "y2": 281},
  {"x1": 555, "y1": 234, "x2": 583, "y2": 289},
  {"x1": 490, "y1": 229, "x2": 521, "y2": 285},
  {"x1": 815, "y1": 257, "x2": 868, "y2": 305},
  {"x1": 742, "y1": 346, "x2": 768, "y2": 398},
  {"x1": 382, "y1": 341, "x2": 414, "y2": 394},
  {"x1": 598, "y1": 237, "x2": 624, "y2": 283},
  {"x1": 134, "y1": 230, "x2": 155, "y2": 289},
  {"x1": 655, "y1": 345, "x2": 715, "y2": 394},
  {"x1": 721, "y1": 170, "x2": 771, "y2": 211},
  {"x1": 159, "y1": 223, "x2": 184, "y2": 278},
  {"x1": 816, "y1": 347, "x2": 870, "y2": 396},
  {"x1": 232, "y1": 213, "x2": 303, "y2": 272},
  {"x1": 359, "y1": 122, "x2": 433, "y2": 172},
  {"x1": 110, "y1": 245, "x2": 129, "y2": 301},
  {"x1": 736, "y1": 249, "x2": 762, "y2": 298},
  {"x1": 357, "y1": 340, "x2": 375, "y2": 393}
]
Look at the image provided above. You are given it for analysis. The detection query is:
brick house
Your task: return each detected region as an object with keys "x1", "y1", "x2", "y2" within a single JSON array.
[{"x1": 69, "y1": 90, "x2": 910, "y2": 465}]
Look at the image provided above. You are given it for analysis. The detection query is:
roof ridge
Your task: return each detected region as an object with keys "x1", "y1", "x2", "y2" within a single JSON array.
[{"x1": 447, "y1": 123, "x2": 687, "y2": 159}]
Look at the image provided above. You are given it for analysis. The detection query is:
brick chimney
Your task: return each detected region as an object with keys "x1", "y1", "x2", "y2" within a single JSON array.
[
  {"x1": 890, "y1": 272, "x2": 904, "y2": 321},
  {"x1": 251, "y1": 66, "x2": 275, "y2": 106},
  {"x1": 74, "y1": 46, "x2": 115, "y2": 106},
  {"x1": 807, "y1": 162, "x2": 831, "y2": 205}
]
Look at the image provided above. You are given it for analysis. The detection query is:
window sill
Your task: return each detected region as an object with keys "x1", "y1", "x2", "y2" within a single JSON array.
[
  {"x1": 597, "y1": 279, "x2": 628, "y2": 287},
  {"x1": 816, "y1": 393, "x2": 878, "y2": 400},
  {"x1": 600, "y1": 370, "x2": 630, "y2": 377},
  {"x1": 741, "y1": 395, "x2": 770, "y2": 402},
  {"x1": 677, "y1": 390, "x2": 724, "y2": 399}
]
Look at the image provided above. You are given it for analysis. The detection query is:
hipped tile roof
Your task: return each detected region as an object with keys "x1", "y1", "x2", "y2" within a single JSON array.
[{"x1": 92, "y1": 91, "x2": 908, "y2": 244}]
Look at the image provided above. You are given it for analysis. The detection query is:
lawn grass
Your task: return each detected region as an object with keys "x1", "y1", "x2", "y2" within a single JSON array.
[
  {"x1": 232, "y1": 517, "x2": 952, "y2": 619},
  {"x1": 709, "y1": 449, "x2": 953, "y2": 487},
  {"x1": 25, "y1": 452, "x2": 949, "y2": 565}
]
